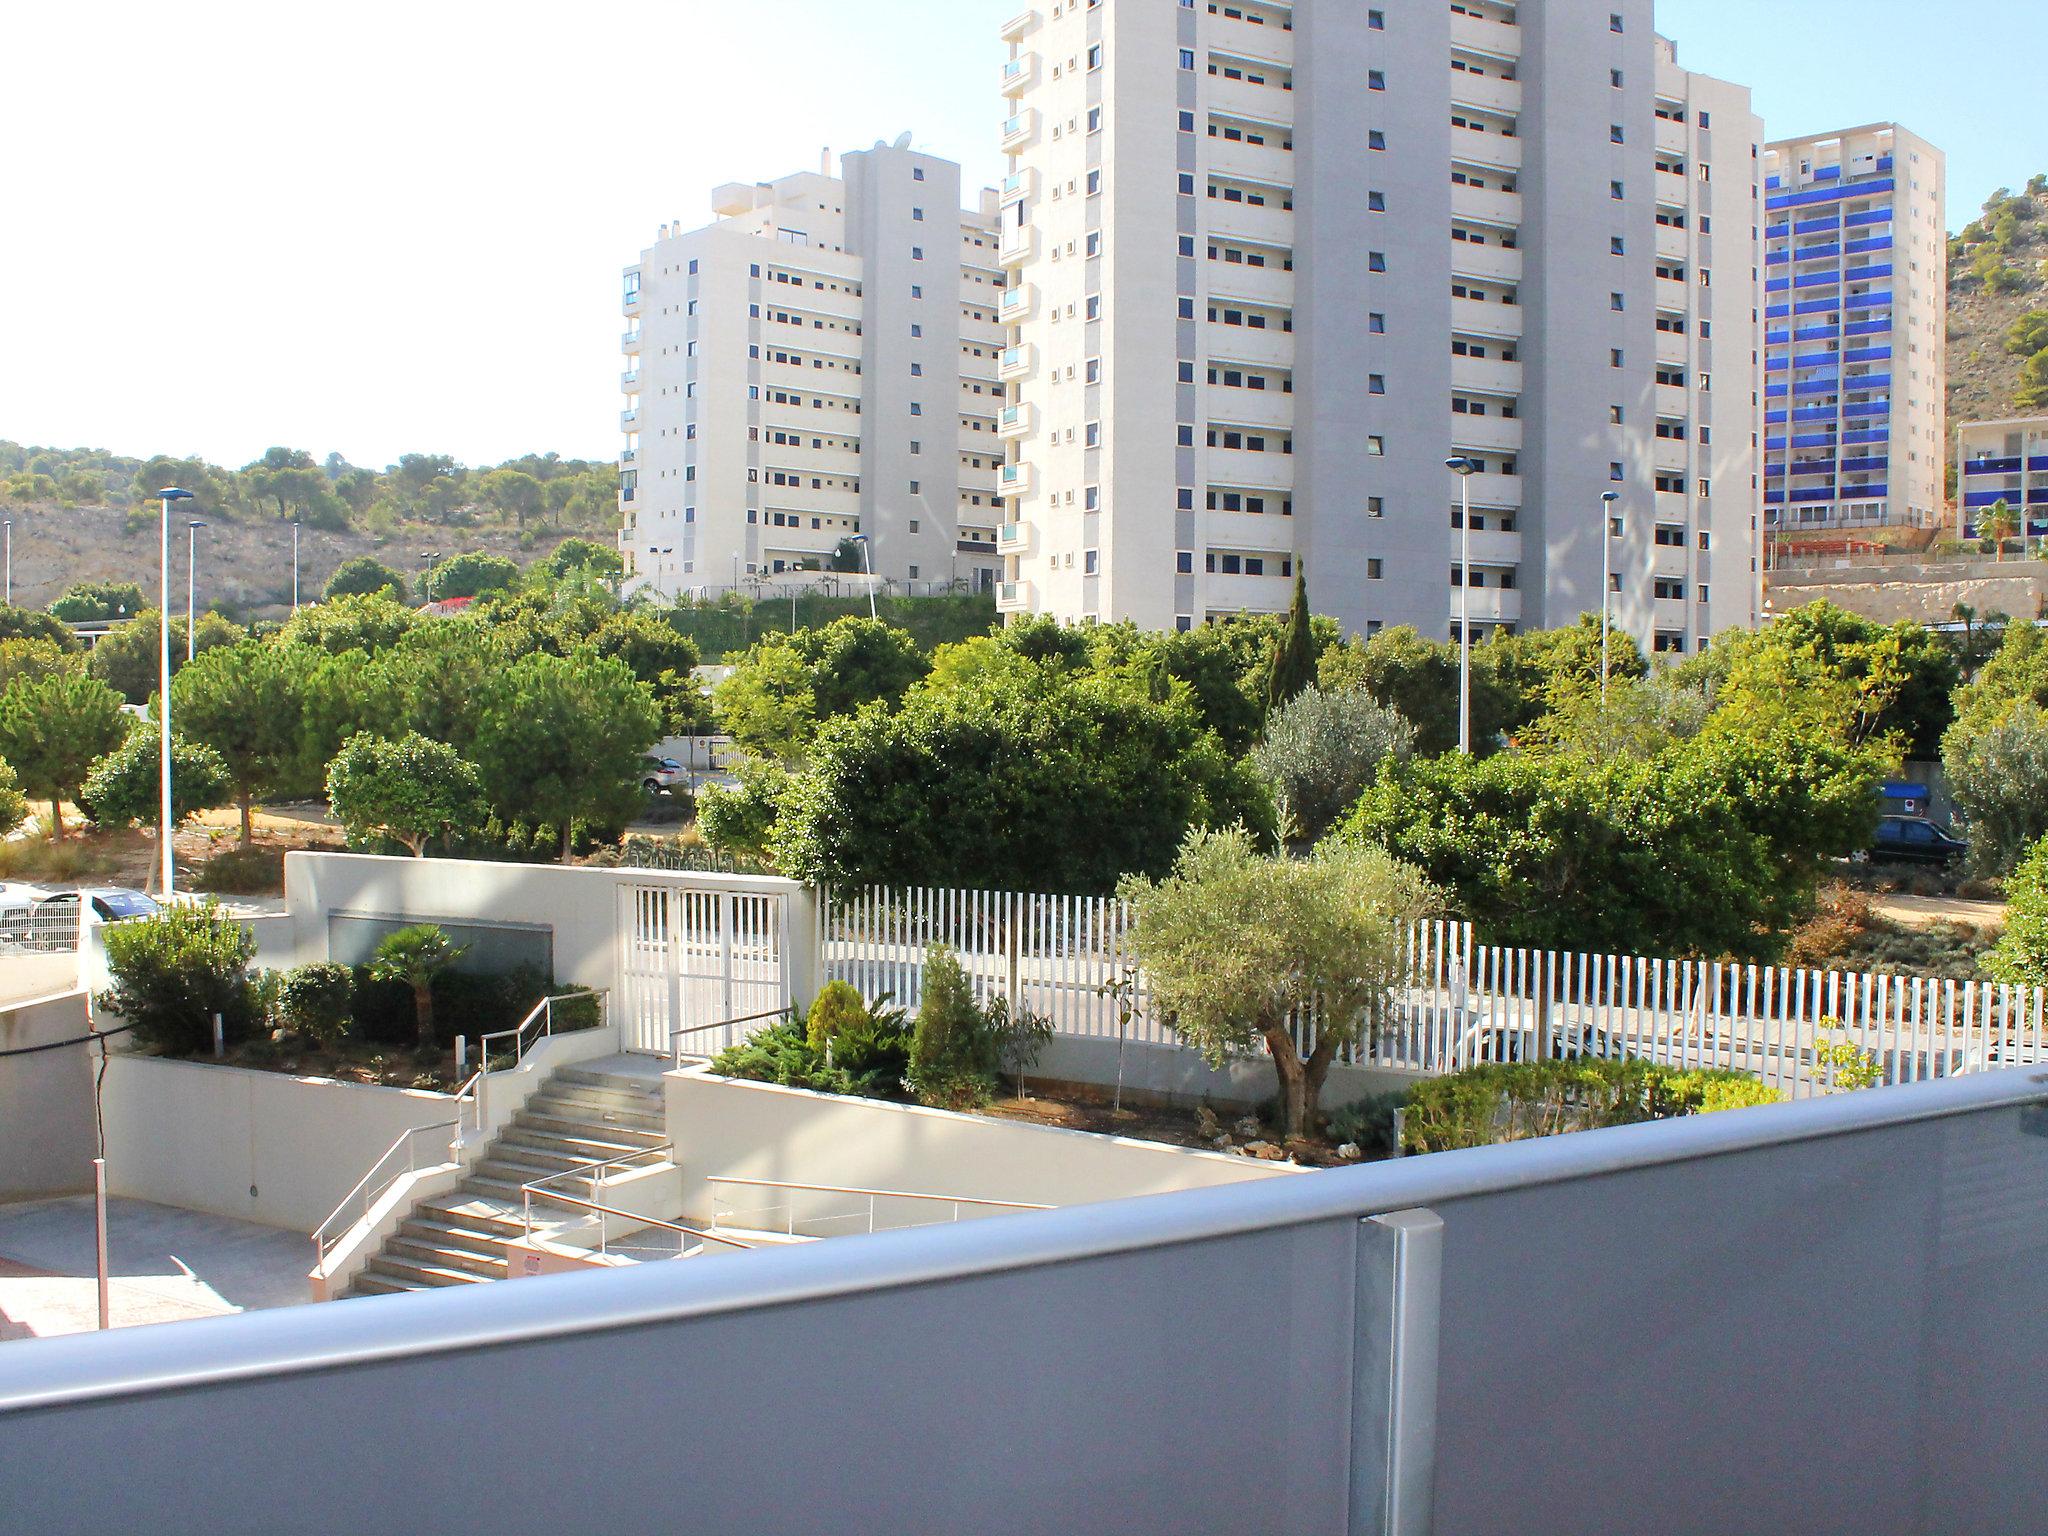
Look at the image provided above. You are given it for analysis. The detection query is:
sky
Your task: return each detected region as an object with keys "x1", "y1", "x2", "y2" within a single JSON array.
[{"x1": 1, "y1": 0, "x2": 2041, "y2": 472}]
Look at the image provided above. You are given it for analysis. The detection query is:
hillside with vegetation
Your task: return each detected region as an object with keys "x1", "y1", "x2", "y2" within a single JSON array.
[
  {"x1": 0, "y1": 442, "x2": 617, "y2": 618},
  {"x1": 1946, "y1": 175, "x2": 2048, "y2": 456}
]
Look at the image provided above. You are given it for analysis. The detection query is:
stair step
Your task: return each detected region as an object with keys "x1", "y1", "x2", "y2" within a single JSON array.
[
  {"x1": 514, "y1": 1111, "x2": 669, "y2": 1146},
  {"x1": 367, "y1": 1253, "x2": 485, "y2": 1288},
  {"x1": 350, "y1": 1273, "x2": 431, "y2": 1296},
  {"x1": 526, "y1": 1090, "x2": 665, "y2": 1127},
  {"x1": 553, "y1": 1067, "x2": 666, "y2": 1095},
  {"x1": 398, "y1": 1217, "x2": 515, "y2": 1259},
  {"x1": 502, "y1": 1129, "x2": 670, "y2": 1166},
  {"x1": 417, "y1": 1195, "x2": 525, "y2": 1234},
  {"x1": 387, "y1": 1236, "x2": 508, "y2": 1278}
]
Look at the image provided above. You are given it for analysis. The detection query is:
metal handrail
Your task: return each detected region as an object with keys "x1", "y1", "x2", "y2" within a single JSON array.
[
  {"x1": 705, "y1": 1176, "x2": 1051, "y2": 1211},
  {"x1": 705, "y1": 1176, "x2": 1051, "y2": 1241},
  {"x1": 520, "y1": 1186, "x2": 753, "y2": 1261},
  {"x1": 670, "y1": 1005, "x2": 788, "y2": 1068},
  {"x1": 310, "y1": 1119, "x2": 459, "y2": 1269},
  {"x1": 480, "y1": 989, "x2": 609, "y2": 1078},
  {"x1": 522, "y1": 1142, "x2": 672, "y2": 1200}
]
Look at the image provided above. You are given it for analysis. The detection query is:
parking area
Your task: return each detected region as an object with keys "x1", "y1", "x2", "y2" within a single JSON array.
[{"x1": 0, "y1": 1195, "x2": 311, "y2": 1342}]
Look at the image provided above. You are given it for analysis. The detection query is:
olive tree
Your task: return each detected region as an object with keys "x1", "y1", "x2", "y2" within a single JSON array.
[
  {"x1": 1944, "y1": 700, "x2": 2048, "y2": 876},
  {"x1": 1251, "y1": 685, "x2": 1415, "y2": 847},
  {"x1": 1119, "y1": 827, "x2": 1439, "y2": 1140}
]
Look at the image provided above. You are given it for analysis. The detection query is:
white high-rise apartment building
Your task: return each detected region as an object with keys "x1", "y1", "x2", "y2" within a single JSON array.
[
  {"x1": 995, "y1": 0, "x2": 1765, "y2": 654},
  {"x1": 1761, "y1": 124, "x2": 1946, "y2": 532},
  {"x1": 618, "y1": 142, "x2": 1010, "y2": 596}
]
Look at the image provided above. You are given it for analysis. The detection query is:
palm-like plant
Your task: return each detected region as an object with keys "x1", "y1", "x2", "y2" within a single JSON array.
[
  {"x1": 368, "y1": 924, "x2": 465, "y2": 1050},
  {"x1": 1984, "y1": 499, "x2": 2020, "y2": 561}
]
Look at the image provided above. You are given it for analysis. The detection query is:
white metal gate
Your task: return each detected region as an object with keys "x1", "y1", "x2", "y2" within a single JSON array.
[{"x1": 617, "y1": 883, "x2": 790, "y2": 1055}]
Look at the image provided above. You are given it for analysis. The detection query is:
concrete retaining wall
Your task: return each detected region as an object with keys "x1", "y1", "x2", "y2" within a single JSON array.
[
  {"x1": 0, "y1": 990, "x2": 98, "y2": 1201},
  {"x1": 663, "y1": 1067, "x2": 1295, "y2": 1228},
  {"x1": 101, "y1": 1057, "x2": 462, "y2": 1233}
]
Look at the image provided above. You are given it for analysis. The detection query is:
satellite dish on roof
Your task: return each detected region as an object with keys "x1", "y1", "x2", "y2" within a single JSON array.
[{"x1": 894, "y1": 132, "x2": 912, "y2": 149}]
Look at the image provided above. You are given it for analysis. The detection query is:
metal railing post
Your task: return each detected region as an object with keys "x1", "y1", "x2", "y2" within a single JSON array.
[{"x1": 1352, "y1": 1209, "x2": 1444, "y2": 1536}]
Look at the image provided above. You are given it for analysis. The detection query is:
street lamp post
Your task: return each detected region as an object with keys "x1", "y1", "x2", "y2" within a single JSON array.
[
  {"x1": 3, "y1": 519, "x2": 11, "y2": 606},
  {"x1": 1600, "y1": 490, "x2": 1620, "y2": 701},
  {"x1": 291, "y1": 522, "x2": 301, "y2": 612},
  {"x1": 156, "y1": 488, "x2": 195, "y2": 899},
  {"x1": 1446, "y1": 457, "x2": 1479, "y2": 754},
  {"x1": 850, "y1": 534, "x2": 878, "y2": 622},
  {"x1": 186, "y1": 520, "x2": 208, "y2": 662},
  {"x1": 419, "y1": 551, "x2": 440, "y2": 602}
]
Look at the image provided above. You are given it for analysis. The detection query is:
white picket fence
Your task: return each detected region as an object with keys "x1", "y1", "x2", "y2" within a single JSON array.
[{"x1": 819, "y1": 886, "x2": 2048, "y2": 1100}]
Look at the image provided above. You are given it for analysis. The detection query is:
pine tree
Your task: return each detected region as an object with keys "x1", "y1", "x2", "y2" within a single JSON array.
[{"x1": 1263, "y1": 569, "x2": 1318, "y2": 720}]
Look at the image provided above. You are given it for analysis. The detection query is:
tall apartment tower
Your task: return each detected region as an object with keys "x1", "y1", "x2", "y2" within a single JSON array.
[
  {"x1": 1760, "y1": 124, "x2": 1946, "y2": 533},
  {"x1": 617, "y1": 142, "x2": 1010, "y2": 596},
  {"x1": 995, "y1": 0, "x2": 1764, "y2": 655}
]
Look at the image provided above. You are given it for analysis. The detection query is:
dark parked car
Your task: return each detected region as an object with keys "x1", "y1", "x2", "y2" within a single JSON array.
[{"x1": 1871, "y1": 816, "x2": 1968, "y2": 867}]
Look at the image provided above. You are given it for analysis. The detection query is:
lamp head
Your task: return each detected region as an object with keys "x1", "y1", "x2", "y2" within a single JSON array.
[
  {"x1": 157, "y1": 487, "x2": 195, "y2": 502},
  {"x1": 1445, "y1": 456, "x2": 1478, "y2": 476},
  {"x1": 1601, "y1": 491, "x2": 1620, "y2": 504},
  {"x1": 189, "y1": 519, "x2": 208, "y2": 530}
]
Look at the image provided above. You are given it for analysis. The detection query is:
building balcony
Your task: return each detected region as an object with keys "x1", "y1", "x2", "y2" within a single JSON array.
[
  {"x1": 999, "y1": 166, "x2": 1039, "y2": 207},
  {"x1": 998, "y1": 6, "x2": 1040, "y2": 42},
  {"x1": 622, "y1": 328, "x2": 642, "y2": 354},
  {"x1": 1000, "y1": 109, "x2": 1040, "y2": 152},
  {"x1": 618, "y1": 447, "x2": 637, "y2": 467},
  {"x1": 1451, "y1": 123, "x2": 1522, "y2": 173},
  {"x1": 1202, "y1": 570, "x2": 1292, "y2": 614},
  {"x1": 998, "y1": 224, "x2": 1038, "y2": 268},
  {"x1": 1655, "y1": 221, "x2": 1688, "y2": 261},
  {"x1": 1656, "y1": 329, "x2": 1689, "y2": 366},
  {"x1": 620, "y1": 409, "x2": 640, "y2": 431},
  {"x1": 998, "y1": 461, "x2": 1034, "y2": 498},
  {"x1": 1205, "y1": 137, "x2": 1295, "y2": 186},
  {"x1": 1448, "y1": 241, "x2": 1521, "y2": 285},
  {"x1": 1654, "y1": 438, "x2": 1690, "y2": 474},
  {"x1": 1656, "y1": 382, "x2": 1689, "y2": 419},
  {"x1": 999, "y1": 284, "x2": 1038, "y2": 324},
  {"x1": 1450, "y1": 296, "x2": 1522, "y2": 340},
  {"x1": 1453, "y1": 583, "x2": 1522, "y2": 625},
  {"x1": 1202, "y1": 322, "x2": 1293, "y2": 369},
  {"x1": 1449, "y1": 71, "x2": 1521, "y2": 116},
  {"x1": 997, "y1": 521, "x2": 1032, "y2": 554},
  {"x1": 997, "y1": 343, "x2": 1037, "y2": 381},
  {"x1": 996, "y1": 403, "x2": 1036, "y2": 440},
  {"x1": 1655, "y1": 116, "x2": 1688, "y2": 156},
  {"x1": 1449, "y1": 6, "x2": 1520, "y2": 53},
  {"x1": 1206, "y1": 447, "x2": 1293, "y2": 490},
  {"x1": 1450, "y1": 181, "x2": 1521, "y2": 227},
  {"x1": 1206, "y1": 72, "x2": 1292, "y2": 124},
  {"x1": 1450, "y1": 354, "x2": 1522, "y2": 395},
  {"x1": 1207, "y1": 261, "x2": 1293, "y2": 308},
  {"x1": 1451, "y1": 414, "x2": 1522, "y2": 455},
  {"x1": 999, "y1": 53, "x2": 1039, "y2": 97},
  {"x1": 996, "y1": 578, "x2": 1035, "y2": 611},
  {"x1": 622, "y1": 269, "x2": 643, "y2": 316},
  {"x1": 1205, "y1": 200, "x2": 1295, "y2": 249},
  {"x1": 621, "y1": 369, "x2": 642, "y2": 394}
]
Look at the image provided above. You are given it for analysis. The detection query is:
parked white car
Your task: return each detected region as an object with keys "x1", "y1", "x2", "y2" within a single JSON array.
[{"x1": 0, "y1": 885, "x2": 159, "y2": 951}]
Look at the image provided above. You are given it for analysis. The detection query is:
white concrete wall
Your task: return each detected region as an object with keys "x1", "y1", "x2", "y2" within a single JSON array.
[
  {"x1": 100, "y1": 1056, "x2": 463, "y2": 1232},
  {"x1": 663, "y1": 1066, "x2": 1293, "y2": 1228},
  {"x1": 1033, "y1": 1034, "x2": 1424, "y2": 1115},
  {"x1": 0, "y1": 989, "x2": 97, "y2": 1201},
  {"x1": 280, "y1": 851, "x2": 819, "y2": 1006}
]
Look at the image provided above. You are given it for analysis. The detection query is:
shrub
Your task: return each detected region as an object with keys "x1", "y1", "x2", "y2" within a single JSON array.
[
  {"x1": 908, "y1": 945, "x2": 995, "y2": 1108},
  {"x1": 275, "y1": 963, "x2": 355, "y2": 1045},
  {"x1": 708, "y1": 1016, "x2": 864, "y2": 1097},
  {"x1": 805, "y1": 979, "x2": 869, "y2": 1051},
  {"x1": 367, "y1": 925, "x2": 464, "y2": 1048},
  {"x1": 99, "y1": 902, "x2": 259, "y2": 1056},
  {"x1": 1325, "y1": 1091, "x2": 1407, "y2": 1155},
  {"x1": 1398, "y1": 1056, "x2": 1782, "y2": 1154},
  {"x1": 1989, "y1": 837, "x2": 2048, "y2": 986}
]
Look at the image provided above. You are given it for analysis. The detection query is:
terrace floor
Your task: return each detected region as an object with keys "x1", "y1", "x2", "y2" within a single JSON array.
[{"x1": 0, "y1": 1195, "x2": 311, "y2": 1342}]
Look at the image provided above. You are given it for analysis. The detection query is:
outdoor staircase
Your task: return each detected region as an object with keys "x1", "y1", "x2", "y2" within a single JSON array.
[{"x1": 349, "y1": 1065, "x2": 672, "y2": 1297}]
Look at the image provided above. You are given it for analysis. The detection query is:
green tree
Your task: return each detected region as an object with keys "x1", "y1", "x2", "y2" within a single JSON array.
[
  {"x1": 323, "y1": 557, "x2": 409, "y2": 603},
  {"x1": 0, "y1": 604, "x2": 79, "y2": 650},
  {"x1": 1943, "y1": 701, "x2": 2048, "y2": 876},
  {"x1": 772, "y1": 650, "x2": 1273, "y2": 893},
  {"x1": 1988, "y1": 837, "x2": 2048, "y2": 986},
  {"x1": 78, "y1": 722, "x2": 232, "y2": 832},
  {"x1": 585, "y1": 611, "x2": 707, "y2": 735},
  {"x1": 86, "y1": 608, "x2": 243, "y2": 704},
  {"x1": 1121, "y1": 827, "x2": 1439, "y2": 1139},
  {"x1": 477, "y1": 468, "x2": 546, "y2": 531},
  {"x1": 48, "y1": 581, "x2": 146, "y2": 623},
  {"x1": 1474, "y1": 614, "x2": 1647, "y2": 740},
  {"x1": 543, "y1": 538, "x2": 624, "y2": 582},
  {"x1": 1948, "y1": 621, "x2": 2048, "y2": 741},
  {"x1": 1263, "y1": 570, "x2": 1319, "y2": 717},
  {"x1": 473, "y1": 649, "x2": 662, "y2": 861},
  {"x1": 425, "y1": 551, "x2": 519, "y2": 601},
  {"x1": 360, "y1": 623, "x2": 504, "y2": 754},
  {"x1": 243, "y1": 453, "x2": 347, "y2": 528},
  {"x1": 0, "y1": 637, "x2": 82, "y2": 691},
  {"x1": 368, "y1": 924, "x2": 464, "y2": 1049},
  {"x1": 170, "y1": 639, "x2": 317, "y2": 845},
  {"x1": 0, "y1": 757, "x2": 30, "y2": 840},
  {"x1": 717, "y1": 617, "x2": 925, "y2": 759},
  {"x1": 1317, "y1": 624, "x2": 1516, "y2": 756},
  {"x1": 277, "y1": 593, "x2": 419, "y2": 655},
  {"x1": 0, "y1": 672, "x2": 128, "y2": 838},
  {"x1": 1982, "y1": 498, "x2": 2021, "y2": 558},
  {"x1": 326, "y1": 732, "x2": 486, "y2": 857},
  {"x1": 1084, "y1": 623, "x2": 1264, "y2": 750},
  {"x1": 1251, "y1": 685, "x2": 1415, "y2": 847}
]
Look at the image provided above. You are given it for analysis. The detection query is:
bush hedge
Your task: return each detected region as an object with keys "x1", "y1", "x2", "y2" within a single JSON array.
[
  {"x1": 1393, "y1": 1056, "x2": 1782, "y2": 1154},
  {"x1": 99, "y1": 902, "x2": 259, "y2": 1056}
]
